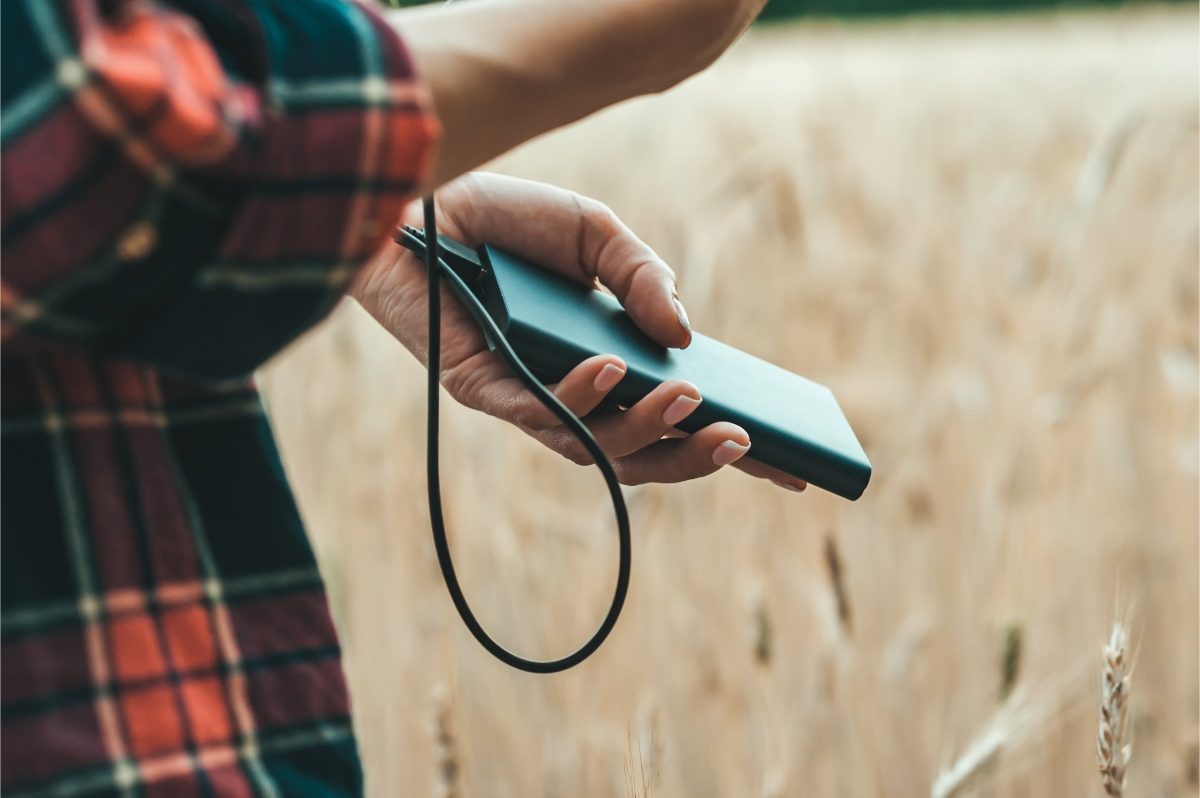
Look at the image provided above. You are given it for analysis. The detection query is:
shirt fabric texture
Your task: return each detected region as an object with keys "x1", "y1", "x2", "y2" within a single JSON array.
[{"x1": 1, "y1": 0, "x2": 439, "y2": 794}]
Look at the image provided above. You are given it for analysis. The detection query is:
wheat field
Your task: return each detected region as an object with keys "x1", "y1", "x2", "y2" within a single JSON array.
[{"x1": 258, "y1": 6, "x2": 1199, "y2": 796}]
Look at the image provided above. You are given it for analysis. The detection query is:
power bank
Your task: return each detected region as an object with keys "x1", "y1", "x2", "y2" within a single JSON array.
[{"x1": 402, "y1": 231, "x2": 872, "y2": 500}]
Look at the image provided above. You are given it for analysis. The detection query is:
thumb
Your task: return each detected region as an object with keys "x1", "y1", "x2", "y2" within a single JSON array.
[
  {"x1": 580, "y1": 207, "x2": 693, "y2": 350},
  {"x1": 441, "y1": 173, "x2": 693, "y2": 349}
]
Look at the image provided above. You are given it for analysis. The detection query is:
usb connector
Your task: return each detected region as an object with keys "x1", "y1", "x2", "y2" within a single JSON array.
[{"x1": 395, "y1": 225, "x2": 486, "y2": 287}]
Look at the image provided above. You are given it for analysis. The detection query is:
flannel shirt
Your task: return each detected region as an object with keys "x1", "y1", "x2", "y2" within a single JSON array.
[{"x1": 1, "y1": 0, "x2": 439, "y2": 795}]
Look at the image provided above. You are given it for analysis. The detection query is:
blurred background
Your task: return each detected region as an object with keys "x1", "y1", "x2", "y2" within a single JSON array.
[{"x1": 259, "y1": 1, "x2": 1198, "y2": 796}]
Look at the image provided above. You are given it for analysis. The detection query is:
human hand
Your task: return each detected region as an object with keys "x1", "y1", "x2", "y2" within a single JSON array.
[{"x1": 352, "y1": 173, "x2": 806, "y2": 490}]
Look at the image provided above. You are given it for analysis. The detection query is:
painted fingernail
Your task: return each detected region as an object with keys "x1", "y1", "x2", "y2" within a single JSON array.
[
  {"x1": 713, "y1": 440, "x2": 750, "y2": 466},
  {"x1": 593, "y1": 363, "x2": 626, "y2": 392},
  {"x1": 672, "y1": 297, "x2": 692, "y2": 337},
  {"x1": 662, "y1": 394, "x2": 701, "y2": 426},
  {"x1": 771, "y1": 478, "x2": 806, "y2": 493}
]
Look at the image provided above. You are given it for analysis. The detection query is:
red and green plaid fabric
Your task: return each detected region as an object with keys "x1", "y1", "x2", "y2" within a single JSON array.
[{"x1": 1, "y1": 0, "x2": 438, "y2": 794}]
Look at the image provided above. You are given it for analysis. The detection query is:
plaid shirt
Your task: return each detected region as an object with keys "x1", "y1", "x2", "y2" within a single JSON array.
[{"x1": 1, "y1": 0, "x2": 438, "y2": 795}]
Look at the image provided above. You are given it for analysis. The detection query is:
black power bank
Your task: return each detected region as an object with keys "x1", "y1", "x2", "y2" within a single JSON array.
[{"x1": 403, "y1": 231, "x2": 872, "y2": 500}]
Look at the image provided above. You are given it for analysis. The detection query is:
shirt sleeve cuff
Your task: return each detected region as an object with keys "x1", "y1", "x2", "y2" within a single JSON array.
[
  {"x1": 127, "y1": 0, "x2": 441, "y2": 381},
  {"x1": 214, "y1": 0, "x2": 441, "y2": 272}
]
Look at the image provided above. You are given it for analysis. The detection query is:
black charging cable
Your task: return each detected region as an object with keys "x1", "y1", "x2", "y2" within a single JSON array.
[{"x1": 412, "y1": 196, "x2": 631, "y2": 673}]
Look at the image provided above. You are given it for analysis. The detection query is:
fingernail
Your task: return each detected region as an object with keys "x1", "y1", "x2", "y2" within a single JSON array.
[
  {"x1": 712, "y1": 440, "x2": 750, "y2": 466},
  {"x1": 593, "y1": 363, "x2": 626, "y2": 392},
  {"x1": 672, "y1": 297, "x2": 691, "y2": 337},
  {"x1": 662, "y1": 394, "x2": 701, "y2": 426},
  {"x1": 771, "y1": 478, "x2": 806, "y2": 493}
]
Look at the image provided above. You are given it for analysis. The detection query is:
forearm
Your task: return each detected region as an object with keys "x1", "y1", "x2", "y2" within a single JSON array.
[{"x1": 391, "y1": 0, "x2": 762, "y2": 188}]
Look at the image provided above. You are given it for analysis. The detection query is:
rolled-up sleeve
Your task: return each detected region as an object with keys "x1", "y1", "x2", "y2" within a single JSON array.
[{"x1": 0, "y1": 0, "x2": 440, "y2": 381}]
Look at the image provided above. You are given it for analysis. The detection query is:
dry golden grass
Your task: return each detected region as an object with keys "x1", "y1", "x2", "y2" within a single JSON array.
[
  {"x1": 1097, "y1": 621, "x2": 1133, "y2": 797},
  {"x1": 260, "y1": 6, "x2": 1198, "y2": 796}
]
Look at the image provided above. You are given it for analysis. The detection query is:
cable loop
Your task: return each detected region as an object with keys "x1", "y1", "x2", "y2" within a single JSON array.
[{"x1": 420, "y1": 196, "x2": 631, "y2": 673}]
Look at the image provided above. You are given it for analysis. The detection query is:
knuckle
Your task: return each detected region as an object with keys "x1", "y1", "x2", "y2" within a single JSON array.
[
  {"x1": 613, "y1": 462, "x2": 643, "y2": 486},
  {"x1": 576, "y1": 196, "x2": 623, "y2": 277},
  {"x1": 440, "y1": 366, "x2": 477, "y2": 408},
  {"x1": 636, "y1": 252, "x2": 674, "y2": 284},
  {"x1": 561, "y1": 439, "x2": 595, "y2": 467},
  {"x1": 626, "y1": 258, "x2": 661, "y2": 290},
  {"x1": 580, "y1": 195, "x2": 619, "y2": 230},
  {"x1": 515, "y1": 404, "x2": 554, "y2": 432},
  {"x1": 540, "y1": 429, "x2": 595, "y2": 466}
]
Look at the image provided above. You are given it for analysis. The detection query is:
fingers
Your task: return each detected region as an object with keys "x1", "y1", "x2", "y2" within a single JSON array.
[
  {"x1": 437, "y1": 174, "x2": 692, "y2": 349},
  {"x1": 532, "y1": 379, "x2": 702, "y2": 462},
  {"x1": 455, "y1": 352, "x2": 628, "y2": 432},
  {"x1": 644, "y1": 428, "x2": 809, "y2": 492},
  {"x1": 524, "y1": 376, "x2": 807, "y2": 491},
  {"x1": 585, "y1": 379, "x2": 701, "y2": 457},
  {"x1": 548, "y1": 354, "x2": 627, "y2": 419},
  {"x1": 444, "y1": 341, "x2": 807, "y2": 492},
  {"x1": 731, "y1": 457, "x2": 808, "y2": 493},
  {"x1": 610, "y1": 422, "x2": 752, "y2": 485},
  {"x1": 610, "y1": 430, "x2": 809, "y2": 490},
  {"x1": 578, "y1": 207, "x2": 692, "y2": 349}
]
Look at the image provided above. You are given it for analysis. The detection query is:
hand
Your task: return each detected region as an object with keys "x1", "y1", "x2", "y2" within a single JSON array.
[{"x1": 352, "y1": 173, "x2": 806, "y2": 490}]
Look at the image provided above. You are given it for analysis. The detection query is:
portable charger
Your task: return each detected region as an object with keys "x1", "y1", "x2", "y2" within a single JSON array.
[
  {"x1": 400, "y1": 227, "x2": 872, "y2": 499},
  {"x1": 402, "y1": 211, "x2": 870, "y2": 674}
]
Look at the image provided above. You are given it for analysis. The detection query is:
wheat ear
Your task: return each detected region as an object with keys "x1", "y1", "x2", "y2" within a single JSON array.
[
  {"x1": 931, "y1": 668, "x2": 1082, "y2": 798},
  {"x1": 1097, "y1": 622, "x2": 1132, "y2": 797}
]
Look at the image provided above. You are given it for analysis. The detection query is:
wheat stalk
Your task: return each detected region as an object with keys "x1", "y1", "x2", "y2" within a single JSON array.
[
  {"x1": 931, "y1": 724, "x2": 1007, "y2": 798},
  {"x1": 624, "y1": 725, "x2": 652, "y2": 798},
  {"x1": 931, "y1": 668, "x2": 1084, "y2": 798},
  {"x1": 431, "y1": 683, "x2": 460, "y2": 798},
  {"x1": 823, "y1": 535, "x2": 853, "y2": 635},
  {"x1": 1097, "y1": 622, "x2": 1132, "y2": 797},
  {"x1": 999, "y1": 623, "x2": 1023, "y2": 701}
]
